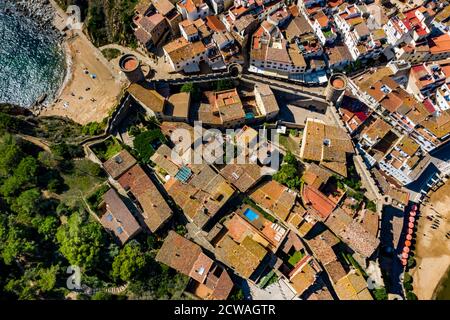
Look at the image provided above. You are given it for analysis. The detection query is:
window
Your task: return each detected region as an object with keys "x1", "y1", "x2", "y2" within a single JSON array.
[
  {"x1": 107, "y1": 214, "x2": 113, "y2": 222},
  {"x1": 117, "y1": 227, "x2": 124, "y2": 234}
]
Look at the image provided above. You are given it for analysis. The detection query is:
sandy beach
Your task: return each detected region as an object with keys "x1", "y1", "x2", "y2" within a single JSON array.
[
  {"x1": 40, "y1": 1, "x2": 125, "y2": 125},
  {"x1": 411, "y1": 180, "x2": 450, "y2": 300}
]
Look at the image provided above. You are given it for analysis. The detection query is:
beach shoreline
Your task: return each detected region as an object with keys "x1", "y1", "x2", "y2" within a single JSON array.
[{"x1": 37, "y1": 0, "x2": 125, "y2": 125}]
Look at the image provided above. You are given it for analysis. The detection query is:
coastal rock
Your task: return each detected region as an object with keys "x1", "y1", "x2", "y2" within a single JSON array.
[{"x1": 5, "y1": 0, "x2": 58, "y2": 37}]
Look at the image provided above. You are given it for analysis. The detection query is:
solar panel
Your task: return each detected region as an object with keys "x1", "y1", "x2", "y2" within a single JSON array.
[{"x1": 175, "y1": 166, "x2": 192, "y2": 183}]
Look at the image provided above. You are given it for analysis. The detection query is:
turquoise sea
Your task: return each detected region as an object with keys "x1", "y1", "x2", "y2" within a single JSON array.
[{"x1": 0, "y1": 3, "x2": 65, "y2": 107}]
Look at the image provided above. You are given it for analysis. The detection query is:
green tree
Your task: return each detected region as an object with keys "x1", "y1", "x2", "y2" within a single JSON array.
[
  {"x1": 56, "y1": 213, "x2": 105, "y2": 270},
  {"x1": 229, "y1": 287, "x2": 244, "y2": 300},
  {"x1": 180, "y1": 82, "x2": 200, "y2": 101},
  {"x1": 32, "y1": 215, "x2": 59, "y2": 241},
  {"x1": 11, "y1": 188, "x2": 42, "y2": 216},
  {"x1": 111, "y1": 242, "x2": 147, "y2": 282},
  {"x1": 283, "y1": 152, "x2": 298, "y2": 166},
  {"x1": 406, "y1": 291, "x2": 418, "y2": 300},
  {"x1": 51, "y1": 143, "x2": 84, "y2": 159},
  {"x1": 0, "y1": 217, "x2": 36, "y2": 265},
  {"x1": 133, "y1": 130, "x2": 165, "y2": 164},
  {"x1": 4, "y1": 264, "x2": 59, "y2": 299},
  {"x1": 91, "y1": 291, "x2": 114, "y2": 300},
  {"x1": 273, "y1": 163, "x2": 301, "y2": 190},
  {"x1": 373, "y1": 287, "x2": 388, "y2": 300},
  {"x1": 0, "y1": 134, "x2": 24, "y2": 176},
  {"x1": 0, "y1": 157, "x2": 39, "y2": 198},
  {"x1": 215, "y1": 79, "x2": 234, "y2": 91}
]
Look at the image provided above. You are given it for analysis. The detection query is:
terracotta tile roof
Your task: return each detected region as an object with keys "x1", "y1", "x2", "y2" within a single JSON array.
[
  {"x1": 249, "y1": 180, "x2": 296, "y2": 221},
  {"x1": 166, "y1": 92, "x2": 190, "y2": 119},
  {"x1": 156, "y1": 231, "x2": 206, "y2": 275},
  {"x1": 220, "y1": 163, "x2": 262, "y2": 192},
  {"x1": 134, "y1": 27, "x2": 152, "y2": 45},
  {"x1": 325, "y1": 209, "x2": 380, "y2": 258},
  {"x1": 324, "y1": 260, "x2": 347, "y2": 284},
  {"x1": 150, "y1": 144, "x2": 181, "y2": 177},
  {"x1": 334, "y1": 271, "x2": 373, "y2": 300},
  {"x1": 101, "y1": 188, "x2": 141, "y2": 245},
  {"x1": 397, "y1": 136, "x2": 419, "y2": 157},
  {"x1": 163, "y1": 37, "x2": 206, "y2": 64},
  {"x1": 215, "y1": 235, "x2": 267, "y2": 279},
  {"x1": 300, "y1": 119, "x2": 353, "y2": 170},
  {"x1": 206, "y1": 16, "x2": 226, "y2": 32},
  {"x1": 302, "y1": 185, "x2": 336, "y2": 220},
  {"x1": 254, "y1": 84, "x2": 280, "y2": 115},
  {"x1": 361, "y1": 118, "x2": 392, "y2": 142},
  {"x1": 128, "y1": 83, "x2": 166, "y2": 113},
  {"x1": 320, "y1": 161, "x2": 348, "y2": 177},
  {"x1": 289, "y1": 262, "x2": 317, "y2": 295},
  {"x1": 204, "y1": 264, "x2": 234, "y2": 300},
  {"x1": 302, "y1": 163, "x2": 331, "y2": 189},
  {"x1": 118, "y1": 164, "x2": 172, "y2": 232},
  {"x1": 214, "y1": 89, "x2": 246, "y2": 124},
  {"x1": 361, "y1": 209, "x2": 378, "y2": 238},
  {"x1": 152, "y1": 0, "x2": 175, "y2": 16},
  {"x1": 165, "y1": 164, "x2": 235, "y2": 228},
  {"x1": 308, "y1": 236, "x2": 337, "y2": 265},
  {"x1": 429, "y1": 33, "x2": 450, "y2": 54},
  {"x1": 103, "y1": 149, "x2": 137, "y2": 179}
]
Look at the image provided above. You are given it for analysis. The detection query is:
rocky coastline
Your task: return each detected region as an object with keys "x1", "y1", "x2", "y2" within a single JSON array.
[
  {"x1": 6, "y1": 0, "x2": 60, "y2": 37},
  {"x1": 2, "y1": 0, "x2": 68, "y2": 112}
]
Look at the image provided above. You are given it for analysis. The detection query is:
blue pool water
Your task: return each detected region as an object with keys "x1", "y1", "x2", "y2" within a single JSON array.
[{"x1": 243, "y1": 208, "x2": 259, "y2": 222}]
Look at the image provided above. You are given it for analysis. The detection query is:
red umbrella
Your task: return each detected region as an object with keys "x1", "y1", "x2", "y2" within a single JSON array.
[
  {"x1": 403, "y1": 246, "x2": 410, "y2": 253},
  {"x1": 402, "y1": 252, "x2": 409, "y2": 259},
  {"x1": 410, "y1": 211, "x2": 416, "y2": 217},
  {"x1": 405, "y1": 240, "x2": 412, "y2": 247},
  {"x1": 406, "y1": 234, "x2": 413, "y2": 241},
  {"x1": 401, "y1": 259, "x2": 407, "y2": 266},
  {"x1": 409, "y1": 217, "x2": 415, "y2": 223},
  {"x1": 408, "y1": 228, "x2": 414, "y2": 235},
  {"x1": 408, "y1": 222, "x2": 414, "y2": 228}
]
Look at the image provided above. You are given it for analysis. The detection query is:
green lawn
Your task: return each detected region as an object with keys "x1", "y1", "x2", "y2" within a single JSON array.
[
  {"x1": 288, "y1": 251, "x2": 305, "y2": 267},
  {"x1": 278, "y1": 134, "x2": 301, "y2": 155},
  {"x1": 60, "y1": 159, "x2": 107, "y2": 207},
  {"x1": 92, "y1": 137, "x2": 123, "y2": 162},
  {"x1": 101, "y1": 48, "x2": 122, "y2": 61}
]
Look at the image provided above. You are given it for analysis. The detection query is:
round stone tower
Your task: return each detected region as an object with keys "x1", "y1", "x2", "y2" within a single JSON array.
[
  {"x1": 325, "y1": 73, "x2": 347, "y2": 105},
  {"x1": 119, "y1": 54, "x2": 145, "y2": 83}
]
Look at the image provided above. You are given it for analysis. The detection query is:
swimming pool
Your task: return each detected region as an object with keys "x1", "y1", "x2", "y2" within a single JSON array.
[{"x1": 243, "y1": 208, "x2": 260, "y2": 222}]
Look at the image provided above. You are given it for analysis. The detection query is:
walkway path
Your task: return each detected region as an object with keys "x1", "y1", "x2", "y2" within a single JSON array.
[{"x1": 100, "y1": 44, "x2": 183, "y2": 80}]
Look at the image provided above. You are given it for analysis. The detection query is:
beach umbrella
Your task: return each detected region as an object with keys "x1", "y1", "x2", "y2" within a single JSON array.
[
  {"x1": 402, "y1": 252, "x2": 409, "y2": 259},
  {"x1": 410, "y1": 211, "x2": 416, "y2": 217},
  {"x1": 406, "y1": 234, "x2": 413, "y2": 241},
  {"x1": 412, "y1": 204, "x2": 418, "y2": 211},
  {"x1": 409, "y1": 217, "x2": 415, "y2": 223},
  {"x1": 408, "y1": 222, "x2": 414, "y2": 228},
  {"x1": 401, "y1": 259, "x2": 407, "y2": 266},
  {"x1": 403, "y1": 246, "x2": 410, "y2": 253},
  {"x1": 408, "y1": 228, "x2": 414, "y2": 235},
  {"x1": 405, "y1": 240, "x2": 411, "y2": 247}
]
